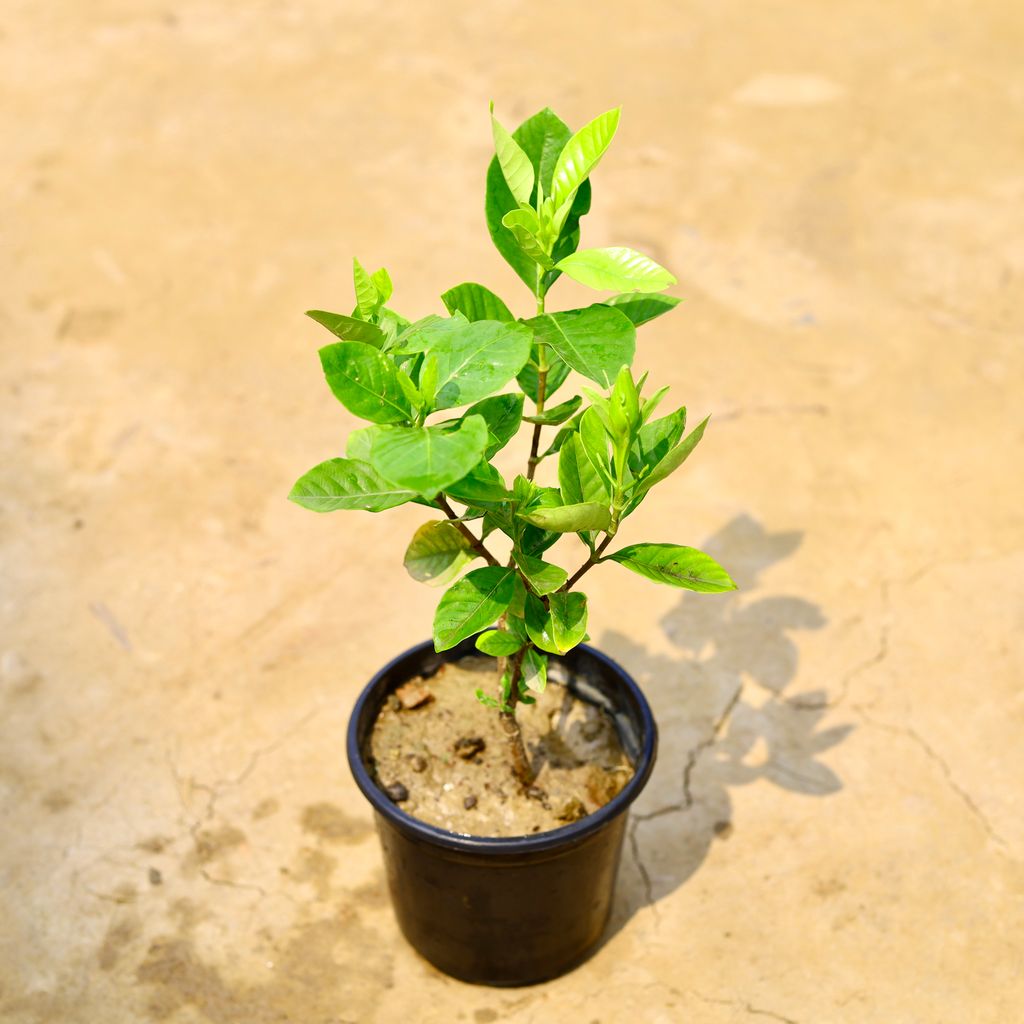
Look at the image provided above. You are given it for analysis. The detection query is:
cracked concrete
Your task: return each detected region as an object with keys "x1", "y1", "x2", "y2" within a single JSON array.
[{"x1": 2, "y1": 1, "x2": 1023, "y2": 1021}]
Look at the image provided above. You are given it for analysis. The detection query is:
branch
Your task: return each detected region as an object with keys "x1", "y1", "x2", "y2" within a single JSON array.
[
  {"x1": 525, "y1": 369, "x2": 547, "y2": 482},
  {"x1": 436, "y1": 495, "x2": 500, "y2": 567},
  {"x1": 563, "y1": 534, "x2": 613, "y2": 591}
]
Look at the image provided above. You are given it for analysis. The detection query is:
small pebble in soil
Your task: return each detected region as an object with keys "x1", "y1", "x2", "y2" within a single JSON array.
[
  {"x1": 387, "y1": 695, "x2": 401, "y2": 712},
  {"x1": 526, "y1": 785, "x2": 547, "y2": 802},
  {"x1": 395, "y1": 681, "x2": 433, "y2": 709},
  {"x1": 463, "y1": 795, "x2": 478, "y2": 810},
  {"x1": 148, "y1": 868, "x2": 163, "y2": 886},
  {"x1": 384, "y1": 782, "x2": 409, "y2": 803},
  {"x1": 408, "y1": 754, "x2": 427, "y2": 773},
  {"x1": 556, "y1": 797, "x2": 587, "y2": 823},
  {"x1": 454, "y1": 736, "x2": 486, "y2": 759}
]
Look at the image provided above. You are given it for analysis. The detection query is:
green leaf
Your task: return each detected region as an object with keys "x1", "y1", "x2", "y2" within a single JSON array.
[
  {"x1": 521, "y1": 646, "x2": 548, "y2": 693},
  {"x1": 629, "y1": 406, "x2": 686, "y2": 478},
  {"x1": 445, "y1": 460, "x2": 511, "y2": 507},
  {"x1": 352, "y1": 258, "x2": 380, "y2": 320},
  {"x1": 371, "y1": 267, "x2": 393, "y2": 305},
  {"x1": 518, "y1": 502, "x2": 610, "y2": 533},
  {"x1": 306, "y1": 310, "x2": 386, "y2": 347},
  {"x1": 491, "y1": 107, "x2": 535, "y2": 206},
  {"x1": 397, "y1": 316, "x2": 532, "y2": 411},
  {"x1": 517, "y1": 347, "x2": 570, "y2": 403},
  {"x1": 441, "y1": 282, "x2": 514, "y2": 323},
  {"x1": 520, "y1": 523, "x2": 559, "y2": 557},
  {"x1": 578, "y1": 406, "x2": 614, "y2": 491},
  {"x1": 525, "y1": 591, "x2": 588, "y2": 655},
  {"x1": 433, "y1": 566, "x2": 517, "y2": 652},
  {"x1": 475, "y1": 629, "x2": 523, "y2": 657},
  {"x1": 288, "y1": 458, "x2": 417, "y2": 513},
  {"x1": 319, "y1": 342, "x2": 414, "y2": 423},
  {"x1": 516, "y1": 553, "x2": 568, "y2": 596},
  {"x1": 550, "y1": 108, "x2": 620, "y2": 217},
  {"x1": 345, "y1": 425, "x2": 379, "y2": 462},
  {"x1": 523, "y1": 394, "x2": 582, "y2": 425},
  {"x1": 369, "y1": 416, "x2": 488, "y2": 497},
  {"x1": 526, "y1": 305, "x2": 636, "y2": 387},
  {"x1": 607, "y1": 543, "x2": 737, "y2": 592},
  {"x1": 460, "y1": 393, "x2": 524, "y2": 457},
  {"x1": 484, "y1": 107, "x2": 592, "y2": 291},
  {"x1": 377, "y1": 306, "x2": 411, "y2": 346},
  {"x1": 556, "y1": 247, "x2": 676, "y2": 293},
  {"x1": 404, "y1": 521, "x2": 475, "y2": 586},
  {"x1": 501, "y1": 208, "x2": 554, "y2": 269},
  {"x1": 630, "y1": 416, "x2": 708, "y2": 505},
  {"x1": 605, "y1": 292, "x2": 681, "y2": 326},
  {"x1": 559, "y1": 433, "x2": 610, "y2": 505}
]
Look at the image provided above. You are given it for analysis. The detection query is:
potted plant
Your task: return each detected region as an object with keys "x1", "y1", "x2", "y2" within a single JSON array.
[{"x1": 289, "y1": 104, "x2": 736, "y2": 985}]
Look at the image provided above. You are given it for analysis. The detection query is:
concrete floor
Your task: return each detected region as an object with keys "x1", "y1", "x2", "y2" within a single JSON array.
[{"x1": 2, "y1": 2, "x2": 1022, "y2": 1021}]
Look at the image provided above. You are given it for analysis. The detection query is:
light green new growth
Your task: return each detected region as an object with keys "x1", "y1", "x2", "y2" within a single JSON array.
[{"x1": 290, "y1": 104, "x2": 737, "y2": 787}]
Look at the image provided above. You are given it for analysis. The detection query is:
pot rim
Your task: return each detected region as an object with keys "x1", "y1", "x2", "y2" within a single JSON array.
[{"x1": 347, "y1": 638, "x2": 658, "y2": 856}]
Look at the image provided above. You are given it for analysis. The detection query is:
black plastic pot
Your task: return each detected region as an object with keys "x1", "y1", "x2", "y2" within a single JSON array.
[{"x1": 347, "y1": 636, "x2": 658, "y2": 986}]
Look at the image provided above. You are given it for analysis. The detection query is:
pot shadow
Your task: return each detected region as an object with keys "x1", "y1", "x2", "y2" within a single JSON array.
[{"x1": 597, "y1": 514, "x2": 851, "y2": 936}]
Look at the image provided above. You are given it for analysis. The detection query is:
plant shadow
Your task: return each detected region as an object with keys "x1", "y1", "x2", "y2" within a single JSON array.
[{"x1": 597, "y1": 514, "x2": 851, "y2": 936}]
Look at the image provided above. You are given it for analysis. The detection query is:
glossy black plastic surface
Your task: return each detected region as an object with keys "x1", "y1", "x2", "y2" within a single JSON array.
[{"x1": 347, "y1": 637, "x2": 658, "y2": 985}]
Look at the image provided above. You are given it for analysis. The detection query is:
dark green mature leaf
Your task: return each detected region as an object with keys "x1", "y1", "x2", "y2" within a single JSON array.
[
  {"x1": 396, "y1": 315, "x2": 532, "y2": 411},
  {"x1": 523, "y1": 394, "x2": 582, "y2": 425},
  {"x1": 525, "y1": 591, "x2": 589, "y2": 655},
  {"x1": 475, "y1": 629, "x2": 523, "y2": 657},
  {"x1": 460, "y1": 393, "x2": 524, "y2": 456},
  {"x1": 629, "y1": 406, "x2": 686, "y2": 477},
  {"x1": 517, "y1": 347, "x2": 571, "y2": 403},
  {"x1": 605, "y1": 292, "x2": 681, "y2": 326},
  {"x1": 404, "y1": 521, "x2": 475, "y2": 585},
  {"x1": 485, "y1": 107, "x2": 592, "y2": 291},
  {"x1": 520, "y1": 523, "x2": 559, "y2": 556},
  {"x1": 515, "y1": 553, "x2": 568, "y2": 596},
  {"x1": 369, "y1": 416, "x2": 488, "y2": 497},
  {"x1": 288, "y1": 458, "x2": 417, "y2": 513},
  {"x1": 607, "y1": 543, "x2": 736, "y2": 592},
  {"x1": 526, "y1": 305, "x2": 636, "y2": 386},
  {"x1": 319, "y1": 342, "x2": 415, "y2": 423},
  {"x1": 445, "y1": 460, "x2": 510, "y2": 507},
  {"x1": 550, "y1": 108, "x2": 620, "y2": 220},
  {"x1": 441, "y1": 282, "x2": 514, "y2": 323},
  {"x1": 556, "y1": 247, "x2": 676, "y2": 293},
  {"x1": 307, "y1": 310, "x2": 386, "y2": 347},
  {"x1": 519, "y1": 502, "x2": 610, "y2": 533},
  {"x1": 629, "y1": 416, "x2": 709, "y2": 506},
  {"x1": 433, "y1": 566, "x2": 517, "y2": 651},
  {"x1": 559, "y1": 434, "x2": 610, "y2": 505}
]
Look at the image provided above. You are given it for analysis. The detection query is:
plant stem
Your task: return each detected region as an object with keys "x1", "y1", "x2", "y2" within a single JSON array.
[
  {"x1": 526, "y1": 288, "x2": 547, "y2": 481},
  {"x1": 436, "y1": 495, "x2": 500, "y2": 567},
  {"x1": 563, "y1": 533, "x2": 613, "y2": 591},
  {"x1": 499, "y1": 647, "x2": 533, "y2": 788}
]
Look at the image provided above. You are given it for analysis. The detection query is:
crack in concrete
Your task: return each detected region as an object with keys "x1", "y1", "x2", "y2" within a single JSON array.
[
  {"x1": 627, "y1": 822, "x2": 657, "y2": 918},
  {"x1": 682, "y1": 683, "x2": 744, "y2": 809},
  {"x1": 690, "y1": 989, "x2": 800, "y2": 1024},
  {"x1": 858, "y1": 712, "x2": 1013, "y2": 855}
]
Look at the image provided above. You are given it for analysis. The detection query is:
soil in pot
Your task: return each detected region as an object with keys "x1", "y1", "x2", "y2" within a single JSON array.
[{"x1": 367, "y1": 655, "x2": 635, "y2": 837}]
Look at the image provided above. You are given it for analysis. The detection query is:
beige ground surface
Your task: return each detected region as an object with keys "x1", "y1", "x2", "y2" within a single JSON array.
[{"x1": 2, "y1": 2, "x2": 1022, "y2": 1021}]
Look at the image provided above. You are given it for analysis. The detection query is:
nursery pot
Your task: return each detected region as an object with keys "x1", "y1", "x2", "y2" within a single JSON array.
[{"x1": 347, "y1": 636, "x2": 658, "y2": 986}]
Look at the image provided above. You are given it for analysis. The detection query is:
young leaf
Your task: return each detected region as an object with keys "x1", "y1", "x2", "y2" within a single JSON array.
[
  {"x1": 306, "y1": 310, "x2": 386, "y2": 347},
  {"x1": 515, "y1": 553, "x2": 569, "y2": 596},
  {"x1": 605, "y1": 292, "x2": 681, "y2": 326},
  {"x1": 578, "y1": 406, "x2": 614, "y2": 491},
  {"x1": 526, "y1": 305, "x2": 636, "y2": 387},
  {"x1": 630, "y1": 415, "x2": 709, "y2": 504},
  {"x1": 629, "y1": 406, "x2": 686, "y2": 477},
  {"x1": 352, "y1": 258, "x2": 380, "y2": 320},
  {"x1": 517, "y1": 346, "x2": 571, "y2": 403},
  {"x1": 475, "y1": 629, "x2": 523, "y2": 657},
  {"x1": 518, "y1": 502, "x2": 611, "y2": 533},
  {"x1": 460, "y1": 393, "x2": 524, "y2": 457},
  {"x1": 521, "y1": 646, "x2": 548, "y2": 693},
  {"x1": 607, "y1": 543, "x2": 737, "y2": 592},
  {"x1": 371, "y1": 267, "x2": 393, "y2": 305},
  {"x1": 525, "y1": 591, "x2": 589, "y2": 655},
  {"x1": 550, "y1": 107, "x2": 621, "y2": 217},
  {"x1": 433, "y1": 566, "x2": 517, "y2": 651},
  {"x1": 523, "y1": 394, "x2": 582, "y2": 425},
  {"x1": 288, "y1": 458, "x2": 417, "y2": 513},
  {"x1": 369, "y1": 416, "x2": 488, "y2": 497},
  {"x1": 319, "y1": 342, "x2": 415, "y2": 423},
  {"x1": 491, "y1": 107, "x2": 536, "y2": 206},
  {"x1": 404, "y1": 521, "x2": 475, "y2": 585},
  {"x1": 559, "y1": 433, "x2": 610, "y2": 505},
  {"x1": 501, "y1": 209, "x2": 554, "y2": 269},
  {"x1": 484, "y1": 107, "x2": 592, "y2": 290},
  {"x1": 441, "y1": 282, "x2": 514, "y2": 323},
  {"x1": 556, "y1": 247, "x2": 677, "y2": 293},
  {"x1": 399, "y1": 317, "x2": 532, "y2": 411}
]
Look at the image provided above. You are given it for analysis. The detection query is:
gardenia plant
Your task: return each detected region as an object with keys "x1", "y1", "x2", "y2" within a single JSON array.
[{"x1": 290, "y1": 104, "x2": 736, "y2": 787}]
